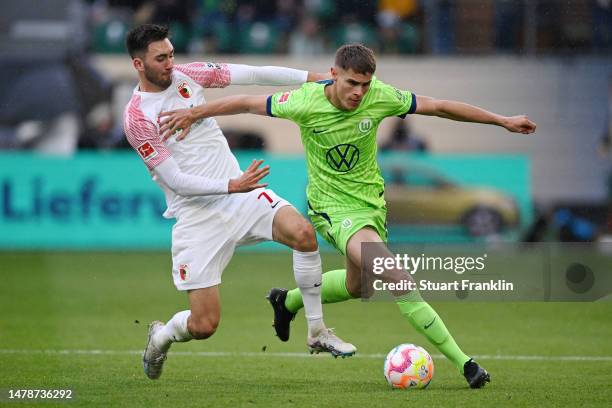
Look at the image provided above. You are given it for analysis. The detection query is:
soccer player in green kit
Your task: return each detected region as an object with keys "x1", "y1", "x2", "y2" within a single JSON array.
[{"x1": 159, "y1": 44, "x2": 536, "y2": 388}]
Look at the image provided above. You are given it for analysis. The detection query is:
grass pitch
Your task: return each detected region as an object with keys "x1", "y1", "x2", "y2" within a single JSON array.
[{"x1": 0, "y1": 252, "x2": 611, "y2": 407}]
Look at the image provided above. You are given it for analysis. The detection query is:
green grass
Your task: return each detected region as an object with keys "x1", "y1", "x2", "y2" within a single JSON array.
[{"x1": 1, "y1": 252, "x2": 611, "y2": 407}]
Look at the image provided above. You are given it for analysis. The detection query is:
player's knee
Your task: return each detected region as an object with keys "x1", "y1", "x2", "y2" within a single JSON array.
[
  {"x1": 293, "y1": 222, "x2": 318, "y2": 252},
  {"x1": 188, "y1": 316, "x2": 219, "y2": 340}
]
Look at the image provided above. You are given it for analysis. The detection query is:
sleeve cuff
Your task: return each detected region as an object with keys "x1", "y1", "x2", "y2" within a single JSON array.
[
  {"x1": 266, "y1": 96, "x2": 274, "y2": 117},
  {"x1": 398, "y1": 92, "x2": 417, "y2": 118},
  {"x1": 218, "y1": 178, "x2": 230, "y2": 194},
  {"x1": 298, "y1": 70, "x2": 308, "y2": 83},
  {"x1": 203, "y1": 177, "x2": 230, "y2": 194}
]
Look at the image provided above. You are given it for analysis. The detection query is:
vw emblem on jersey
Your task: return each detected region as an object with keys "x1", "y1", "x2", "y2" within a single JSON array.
[
  {"x1": 326, "y1": 144, "x2": 360, "y2": 173},
  {"x1": 341, "y1": 218, "x2": 353, "y2": 229},
  {"x1": 177, "y1": 81, "x2": 192, "y2": 99},
  {"x1": 358, "y1": 118, "x2": 372, "y2": 133}
]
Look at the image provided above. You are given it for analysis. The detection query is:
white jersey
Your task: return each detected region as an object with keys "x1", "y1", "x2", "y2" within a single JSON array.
[{"x1": 124, "y1": 62, "x2": 240, "y2": 218}]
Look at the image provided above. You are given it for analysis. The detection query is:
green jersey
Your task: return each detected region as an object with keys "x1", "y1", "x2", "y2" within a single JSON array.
[{"x1": 267, "y1": 77, "x2": 416, "y2": 214}]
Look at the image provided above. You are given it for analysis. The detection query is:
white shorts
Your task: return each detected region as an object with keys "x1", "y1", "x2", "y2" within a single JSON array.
[{"x1": 171, "y1": 188, "x2": 290, "y2": 291}]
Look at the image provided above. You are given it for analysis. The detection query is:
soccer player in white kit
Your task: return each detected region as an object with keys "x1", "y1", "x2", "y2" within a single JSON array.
[{"x1": 123, "y1": 24, "x2": 356, "y2": 380}]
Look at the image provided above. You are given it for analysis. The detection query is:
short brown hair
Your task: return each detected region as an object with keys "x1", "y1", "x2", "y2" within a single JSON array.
[
  {"x1": 125, "y1": 24, "x2": 169, "y2": 58},
  {"x1": 334, "y1": 43, "x2": 376, "y2": 75}
]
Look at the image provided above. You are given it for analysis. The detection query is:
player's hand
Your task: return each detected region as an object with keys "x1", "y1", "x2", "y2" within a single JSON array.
[
  {"x1": 228, "y1": 159, "x2": 270, "y2": 193},
  {"x1": 502, "y1": 115, "x2": 537, "y2": 134},
  {"x1": 159, "y1": 108, "x2": 196, "y2": 141}
]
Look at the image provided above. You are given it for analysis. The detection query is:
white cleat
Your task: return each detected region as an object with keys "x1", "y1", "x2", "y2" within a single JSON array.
[
  {"x1": 307, "y1": 328, "x2": 357, "y2": 358},
  {"x1": 143, "y1": 321, "x2": 167, "y2": 380}
]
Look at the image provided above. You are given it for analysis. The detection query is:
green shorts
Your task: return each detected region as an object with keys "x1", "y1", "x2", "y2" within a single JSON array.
[{"x1": 309, "y1": 206, "x2": 388, "y2": 255}]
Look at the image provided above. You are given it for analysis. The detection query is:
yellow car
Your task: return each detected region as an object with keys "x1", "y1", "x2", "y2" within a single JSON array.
[{"x1": 383, "y1": 164, "x2": 520, "y2": 236}]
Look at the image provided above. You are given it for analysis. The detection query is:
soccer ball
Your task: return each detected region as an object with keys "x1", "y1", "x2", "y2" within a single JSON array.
[{"x1": 383, "y1": 344, "x2": 434, "y2": 389}]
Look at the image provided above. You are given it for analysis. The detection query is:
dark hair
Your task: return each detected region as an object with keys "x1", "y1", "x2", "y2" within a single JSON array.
[
  {"x1": 125, "y1": 24, "x2": 169, "y2": 58},
  {"x1": 334, "y1": 43, "x2": 376, "y2": 75}
]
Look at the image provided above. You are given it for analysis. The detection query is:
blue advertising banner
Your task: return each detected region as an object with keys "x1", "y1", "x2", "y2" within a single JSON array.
[
  {"x1": 0, "y1": 152, "x2": 531, "y2": 249},
  {"x1": 0, "y1": 152, "x2": 171, "y2": 249}
]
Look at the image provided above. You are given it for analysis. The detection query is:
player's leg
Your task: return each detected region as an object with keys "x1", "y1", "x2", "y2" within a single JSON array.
[
  {"x1": 271, "y1": 205, "x2": 356, "y2": 357},
  {"x1": 343, "y1": 227, "x2": 384, "y2": 297},
  {"x1": 150, "y1": 286, "x2": 220, "y2": 349},
  {"x1": 284, "y1": 268, "x2": 357, "y2": 313},
  {"x1": 187, "y1": 286, "x2": 221, "y2": 339},
  {"x1": 282, "y1": 228, "x2": 396, "y2": 311},
  {"x1": 282, "y1": 212, "x2": 368, "y2": 314},
  {"x1": 270, "y1": 266, "x2": 355, "y2": 344},
  {"x1": 345, "y1": 228, "x2": 489, "y2": 388},
  {"x1": 346, "y1": 227, "x2": 465, "y2": 361},
  {"x1": 143, "y1": 286, "x2": 221, "y2": 380},
  {"x1": 278, "y1": 214, "x2": 397, "y2": 317},
  {"x1": 143, "y1": 207, "x2": 234, "y2": 380},
  {"x1": 271, "y1": 206, "x2": 324, "y2": 336}
]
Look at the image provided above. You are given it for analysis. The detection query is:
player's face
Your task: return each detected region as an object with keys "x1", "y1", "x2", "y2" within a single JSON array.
[
  {"x1": 138, "y1": 39, "x2": 175, "y2": 90},
  {"x1": 332, "y1": 67, "x2": 373, "y2": 111}
]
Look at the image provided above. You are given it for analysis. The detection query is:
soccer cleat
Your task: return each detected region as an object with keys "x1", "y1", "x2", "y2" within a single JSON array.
[
  {"x1": 267, "y1": 288, "x2": 296, "y2": 342},
  {"x1": 307, "y1": 328, "x2": 357, "y2": 358},
  {"x1": 143, "y1": 321, "x2": 168, "y2": 380},
  {"x1": 463, "y1": 358, "x2": 491, "y2": 388}
]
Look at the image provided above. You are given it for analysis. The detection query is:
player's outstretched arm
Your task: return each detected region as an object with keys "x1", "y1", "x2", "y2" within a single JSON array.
[
  {"x1": 228, "y1": 64, "x2": 329, "y2": 86},
  {"x1": 159, "y1": 95, "x2": 268, "y2": 141},
  {"x1": 154, "y1": 157, "x2": 269, "y2": 196},
  {"x1": 415, "y1": 95, "x2": 536, "y2": 134}
]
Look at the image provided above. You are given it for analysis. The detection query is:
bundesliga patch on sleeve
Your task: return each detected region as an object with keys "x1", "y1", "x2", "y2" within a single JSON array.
[
  {"x1": 278, "y1": 91, "x2": 291, "y2": 104},
  {"x1": 137, "y1": 141, "x2": 158, "y2": 161}
]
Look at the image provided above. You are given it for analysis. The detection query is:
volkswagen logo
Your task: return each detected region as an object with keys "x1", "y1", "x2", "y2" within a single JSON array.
[{"x1": 326, "y1": 144, "x2": 360, "y2": 172}]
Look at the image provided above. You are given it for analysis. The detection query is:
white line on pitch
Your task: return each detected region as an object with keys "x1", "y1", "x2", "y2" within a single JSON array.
[{"x1": 0, "y1": 349, "x2": 611, "y2": 362}]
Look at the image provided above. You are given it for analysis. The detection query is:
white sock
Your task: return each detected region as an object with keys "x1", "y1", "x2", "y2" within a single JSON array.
[
  {"x1": 293, "y1": 249, "x2": 326, "y2": 336},
  {"x1": 152, "y1": 310, "x2": 193, "y2": 352}
]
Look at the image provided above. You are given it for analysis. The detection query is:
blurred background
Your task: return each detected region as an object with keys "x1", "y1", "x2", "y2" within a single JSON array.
[{"x1": 1, "y1": 0, "x2": 612, "y2": 249}]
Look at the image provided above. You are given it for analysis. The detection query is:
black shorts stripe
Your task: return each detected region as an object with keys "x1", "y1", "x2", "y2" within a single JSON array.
[{"x1": 308, "y1": 201, "x2": 332, "y2": 226}]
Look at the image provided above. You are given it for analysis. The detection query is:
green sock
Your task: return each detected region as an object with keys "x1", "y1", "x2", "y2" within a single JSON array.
[
  {"x1": 396, "y1": 291, "x2": 470, "y2": 373},
  {"x1": 285, "y1": 269, "x2": 355, "y2": 313}
]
